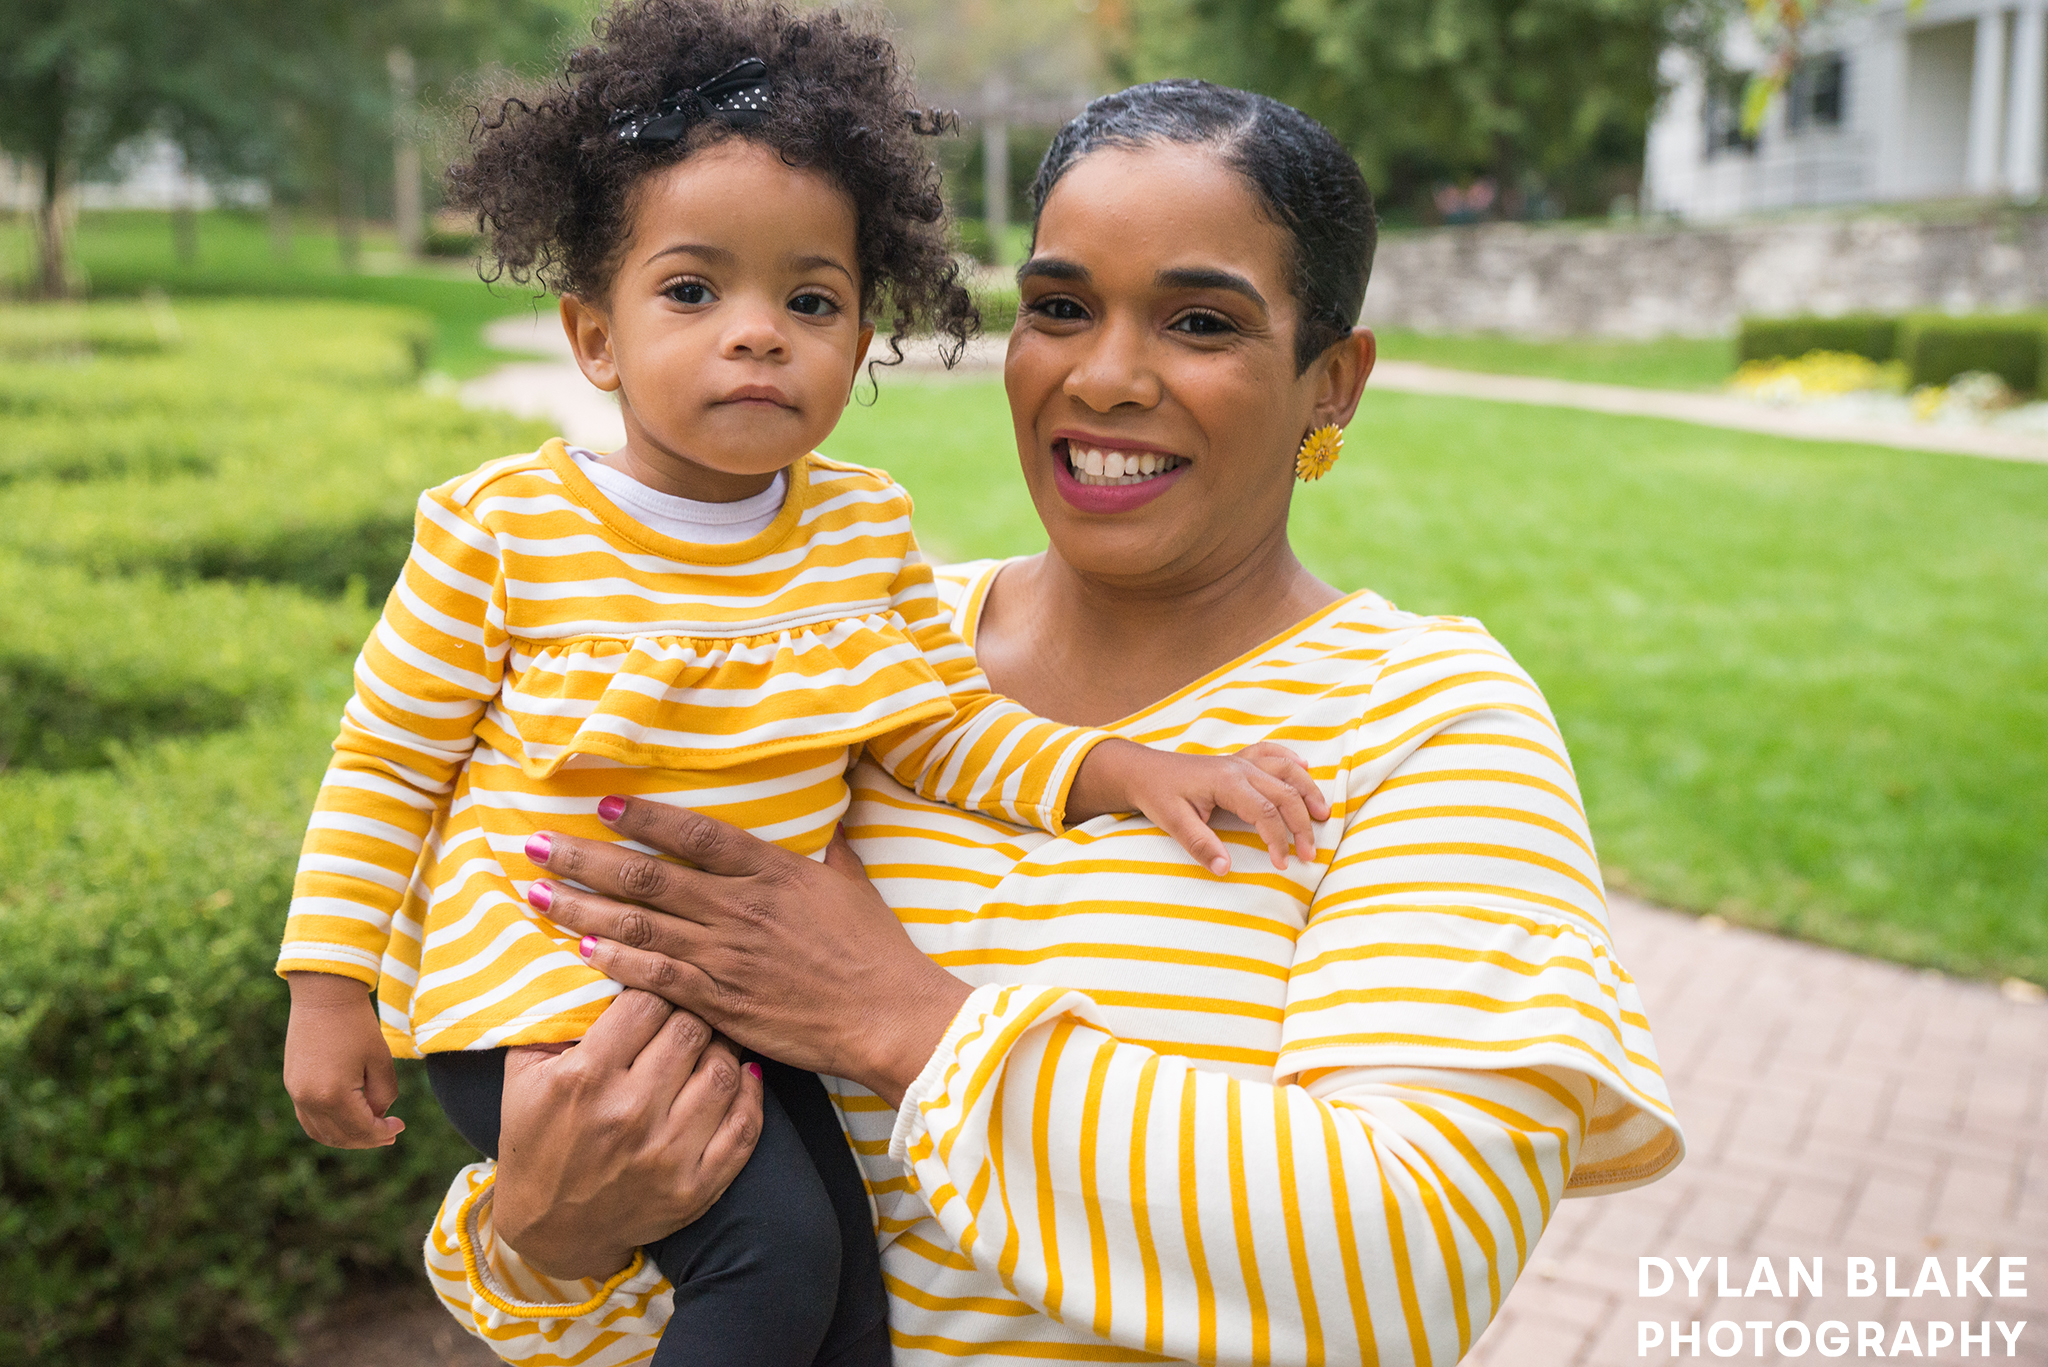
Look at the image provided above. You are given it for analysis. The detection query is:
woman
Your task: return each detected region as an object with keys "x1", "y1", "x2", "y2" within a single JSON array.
[{"x1": 423, "y1": 81, "x2": 1684, "y2": 1365}]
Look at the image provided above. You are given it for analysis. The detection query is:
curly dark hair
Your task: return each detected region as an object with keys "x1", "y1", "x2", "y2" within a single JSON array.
[{"x1": 447, "y1": 0, "x2": 975, "y2": 366}]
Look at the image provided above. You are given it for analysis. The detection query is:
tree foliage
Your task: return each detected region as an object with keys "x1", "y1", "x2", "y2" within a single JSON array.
[
  {"x1": 1104, "y1": 0, "x2": 1692, "y2": 218},
  {"x1": 0, "y1": 0, "x2": 588, "y2": 295}
]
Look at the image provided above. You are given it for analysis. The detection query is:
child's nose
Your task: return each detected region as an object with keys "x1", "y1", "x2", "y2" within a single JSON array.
[{"x1": 721, "y1": 299, "x2": 788, "y2": 359}]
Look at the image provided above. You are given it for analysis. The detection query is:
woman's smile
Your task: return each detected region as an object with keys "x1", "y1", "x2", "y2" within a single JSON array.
[{"x1": 1051, "y1": 435, "x2": 1189, "y2": 509}]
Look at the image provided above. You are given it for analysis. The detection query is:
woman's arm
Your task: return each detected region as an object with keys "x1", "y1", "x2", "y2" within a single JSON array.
[
  {"x1": 892, "y1": 983, "x2": 1590, "y2": 1365},
  {"x1": 423, "y1": 991, "x2": 765, "y2": 1364}
]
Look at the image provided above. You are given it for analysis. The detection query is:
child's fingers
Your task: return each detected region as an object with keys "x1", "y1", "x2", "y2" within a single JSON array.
[
  {"x1": 365, "y1": 1047, "x2": 401, "y2": 1118},
  {"x1": 1147, "y1": 799, "x2": 1235, "y2": 877},
  {"x1": 1235, "y1": 742, "x2": 1332, "y2": 821},
  {"x1": 295, "y1": 1089, "x2": 402, "y2": 1149},
  {"x1": 1240, "y1": 767, "x2": 1319, "y2": 865},
  {"x1": 1213, "y1": 772, "x2": 1303, "y2": 870}
]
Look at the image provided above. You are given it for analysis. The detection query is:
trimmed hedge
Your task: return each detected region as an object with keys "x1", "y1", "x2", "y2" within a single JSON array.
[
  {"x1": 0, "y1": 297, "x2": 542, "y2": 1363},
  {"x1": 0, "y1": 301, "x2": 548, "y2": 599},
  {"x1": 1737, "y1": 313, "x2": 1901, "y2": 365},
  {"x1": 1901, "y1": 316, "x2": 2046, "y2": 393},
  {"x1": 0, "y1": 558, "x2": 372, "y2": 771},
  {"x1": 0, "y1": 706, "x2": 475, "y2": 1365},
  {"x1": 1738, "y1": 309, "x2": 2048, "y2": 393}
]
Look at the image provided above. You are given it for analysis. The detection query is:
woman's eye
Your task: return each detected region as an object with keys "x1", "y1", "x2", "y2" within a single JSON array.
[
  {"x1": 1171, "y1": 310, "x2": 1234, "y2": 336},
  {"x1": 666, "y1": 281, "x2": 712, "y2": 306},
  {"x1": 1024, "y1": 296, "x2": 1089, "y2": 323},
  {"x1": 789, "y1": 292, "x2": 838, "y2": 317}
]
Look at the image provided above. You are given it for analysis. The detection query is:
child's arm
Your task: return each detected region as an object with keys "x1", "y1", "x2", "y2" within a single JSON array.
[
  {"x1": 1063, "y1": 738, "x2": 1329, "y2": 876},
  {"x1": 279, "y1": 487, "x2": 508, "y2": 1147},
  {"x1": 283, "y1": 971, "x2": 405, "y2": 1147},
  {"x1": 869, "y1": 553, "x2": 1328, "y2": 869}
]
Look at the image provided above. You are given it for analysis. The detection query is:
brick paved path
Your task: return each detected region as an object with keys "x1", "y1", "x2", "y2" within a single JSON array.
[{"x1": 1469, "y1": 894, "x2": 2048, "y2": 1366}]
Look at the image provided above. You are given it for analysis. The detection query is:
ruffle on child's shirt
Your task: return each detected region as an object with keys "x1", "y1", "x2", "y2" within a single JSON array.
[{"x1": 472, "y1": 609, "x2": 957, "y2": 779}]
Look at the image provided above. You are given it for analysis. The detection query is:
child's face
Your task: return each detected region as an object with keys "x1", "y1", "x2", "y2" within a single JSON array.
[{"x1": 564, "y1": 138, "x2": 874, "y2": 498}]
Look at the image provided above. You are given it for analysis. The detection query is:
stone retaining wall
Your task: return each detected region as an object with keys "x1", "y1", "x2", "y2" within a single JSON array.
[{"x1": 1363, "y1": 211, "x2": 2048, "y2": 337}]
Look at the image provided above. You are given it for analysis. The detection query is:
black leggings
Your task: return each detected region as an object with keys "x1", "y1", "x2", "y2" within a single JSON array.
[{"x1": 426, "y1": 1048, "x2": 890, "y2": 1367}]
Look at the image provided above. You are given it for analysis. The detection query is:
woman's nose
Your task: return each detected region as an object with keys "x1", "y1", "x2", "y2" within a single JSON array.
[{"x1": 1062, "y1": 313, "x2": 1160, "y2": 412}]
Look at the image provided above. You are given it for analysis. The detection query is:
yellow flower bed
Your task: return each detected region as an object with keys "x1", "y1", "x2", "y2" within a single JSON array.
[{"x1": 1729, "y1": 349, "x2": 1906, "y2": 400}]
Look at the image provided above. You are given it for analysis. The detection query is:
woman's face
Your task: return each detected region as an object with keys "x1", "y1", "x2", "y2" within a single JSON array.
[{"x1": 1005, "y1": 142, "x2": 1371, "y2": 589}]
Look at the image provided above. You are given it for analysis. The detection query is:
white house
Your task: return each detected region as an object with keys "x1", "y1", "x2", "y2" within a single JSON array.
[{"x1": 1646, "y1": 0, "x2": 2048, "y2": 218}]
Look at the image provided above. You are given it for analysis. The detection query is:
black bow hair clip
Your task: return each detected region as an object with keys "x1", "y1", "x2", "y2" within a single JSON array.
[{"x1": 613, "y1": 58, "x2": 771, "y2": 144}]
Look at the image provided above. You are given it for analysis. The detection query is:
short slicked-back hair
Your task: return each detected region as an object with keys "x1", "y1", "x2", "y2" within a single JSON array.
[{"x1": 1030, "y1": 80, "x2": 1377, "y2": 374}]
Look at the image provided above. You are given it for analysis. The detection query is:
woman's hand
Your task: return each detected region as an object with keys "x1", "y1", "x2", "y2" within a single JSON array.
[
  {"x1": 526, "y1": 801, "x2": 973, "y2": 1107},
  {"x1": 491, "y1": 988, "x2": 764, "y2": 1280}
]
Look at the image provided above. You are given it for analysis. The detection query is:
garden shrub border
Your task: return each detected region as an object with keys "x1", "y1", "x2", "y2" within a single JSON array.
[
  {"x1": 0, "y1": 298, "x2": 541, "y2": 1364},
  {"x1": 1738, "y1": 308, "x2": 2048, "y2": 393}
]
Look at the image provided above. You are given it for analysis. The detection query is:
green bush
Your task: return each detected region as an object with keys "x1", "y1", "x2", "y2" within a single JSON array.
[
  {"x1": 0, "y1": 706, "x2": 475, "y2": 1365},
  {"x1": 1736, "y1": 313, "x2": 1901, "y2": 364},
  {"x1": 0, "y1": 296, "x2": 543, "y2": 1362},
  {"x1": 0, "y1": 302, "x2": 549, "y2": 598},
  {"x1": 0, "y1": 558, "x2": 372, "y2": 771},
  {"x1": 0, "y1": 300, "x2": 176, "y2": 362},
  {"x1": 1901, "y1": 315, "x2": 2048, "y2": 392},
  {"x1": 0, "y1": 413, "x2": 213, "y2": 485}
]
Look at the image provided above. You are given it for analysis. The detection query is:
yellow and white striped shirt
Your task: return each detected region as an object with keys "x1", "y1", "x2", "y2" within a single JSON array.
[
  {"x1": 424, "y1": 559, "x2": 1684, "y2": 1364},
  {"x1": 277, "y1": 449, "x2": 1106, "y2": 1055}
]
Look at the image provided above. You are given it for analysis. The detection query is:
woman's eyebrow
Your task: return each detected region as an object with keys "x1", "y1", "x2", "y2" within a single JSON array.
[
  {"x1": 1016, "y1": 257, "x2": 1088, "y2": 285},
  {"x1": 1155, "y1": 266, "x2": 1266, "y2": 309}
]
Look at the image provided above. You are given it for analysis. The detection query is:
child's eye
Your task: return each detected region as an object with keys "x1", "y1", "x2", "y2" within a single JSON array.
[
  {"x1": 789, "y1": 292, "x2": 839, "y2": 317},
  {"x1": 1170, "y1": 310, "x2": 1234, "y2": 336},
  {"x1": 1022, "y1": 296, "x2": 1089, "y2": 323},
  {"x1": 665, "y1": 281, "x2": 713, "y2": 306}
]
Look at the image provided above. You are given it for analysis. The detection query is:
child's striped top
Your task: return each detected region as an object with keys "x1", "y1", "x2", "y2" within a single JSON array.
[
  {"x1": 276, "y1": 444, "x2": 1107, "y2": 1055},
  {"x1": 421, "y1": 559, "x2": 1684, "y2": 1364}
]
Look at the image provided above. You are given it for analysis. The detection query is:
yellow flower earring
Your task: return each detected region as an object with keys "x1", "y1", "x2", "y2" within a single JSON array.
[{"x1": 1295, "y1": 423, "x2": 1342, "y2": 481}]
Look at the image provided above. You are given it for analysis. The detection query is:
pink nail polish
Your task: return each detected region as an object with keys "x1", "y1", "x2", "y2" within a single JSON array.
[
  {"x1": 525, "y1": 832, "x2": 552, "y2": 865},
  {"x1": 579, "y1": 934, "x2": 598, "y2": 960},
  {"x1": 746, "y1": 1062, "x2": 762, "y2": 1079},
  {"x1": 597, "y1": 795, "x2": 626, "y2": 822},
  {"x1": 528, "y1": 881, "x2": 553, "y2": 911}
]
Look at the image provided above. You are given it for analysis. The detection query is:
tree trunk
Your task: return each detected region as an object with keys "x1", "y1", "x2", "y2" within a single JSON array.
[
  {"x1": 337, "y1": 170, "x2": 363, "y2": 273},
  {"x1": 389, "y1": 48, "x2": 424, "y2": 260},
  {"x1": 35, "y1": 156, "x2": 68, "y2": 300},
  {"x1": 269, "y1": 197, "x2": 294, "y2": 260},
  {"x1": 173, "y1": 205, "x2": 198, "y2": 266},
  {"x1": 982, "y1": 73, "x2": 1010, "y2": 266}
]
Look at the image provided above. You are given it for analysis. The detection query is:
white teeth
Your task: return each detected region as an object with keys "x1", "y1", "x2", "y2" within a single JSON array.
[{"x1": 1064, "y1": 444, "x2": 1186, "y2": 487}]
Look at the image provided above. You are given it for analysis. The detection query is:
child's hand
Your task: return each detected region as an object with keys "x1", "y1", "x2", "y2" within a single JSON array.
[
  {"x1": 1069, "y1": 739, "x2": 1331, "y2": 876},
  {"x1": 283, "y1": 972, "x2": 405, "y2": 1148}
]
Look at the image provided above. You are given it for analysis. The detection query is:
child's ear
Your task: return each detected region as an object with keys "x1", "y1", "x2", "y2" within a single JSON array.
[
  {"x1": 561, "y1": 294, "x2": 622, "y2": 393},
  {"x1": 848, "y1": 321, "x2": 876, "y2": 397}
]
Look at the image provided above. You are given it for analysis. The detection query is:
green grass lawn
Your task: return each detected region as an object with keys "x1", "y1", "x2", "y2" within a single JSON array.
[
  {"x1": 1373, "y1": 327, "x2": 1737, "y2": 390},
  {"x1": 831, "y1": 378, "x2": 2048, "y2": 986},
  {"x1": 0, "y1": 209, "x2": 544, "y2": 378}
]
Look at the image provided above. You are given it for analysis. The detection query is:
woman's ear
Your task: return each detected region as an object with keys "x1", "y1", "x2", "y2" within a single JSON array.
[
  {"x1": 1309, "y1": 326, "x2": 1376, "y2": 431},
  {"x1": 561, "y1": 294, "x2": 622, "y2": 393}
]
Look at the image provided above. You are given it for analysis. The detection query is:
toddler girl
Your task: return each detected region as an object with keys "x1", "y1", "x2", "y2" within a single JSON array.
[{"x1": 277, "y1": 3, "x2": 1324, "y2": 1364}]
